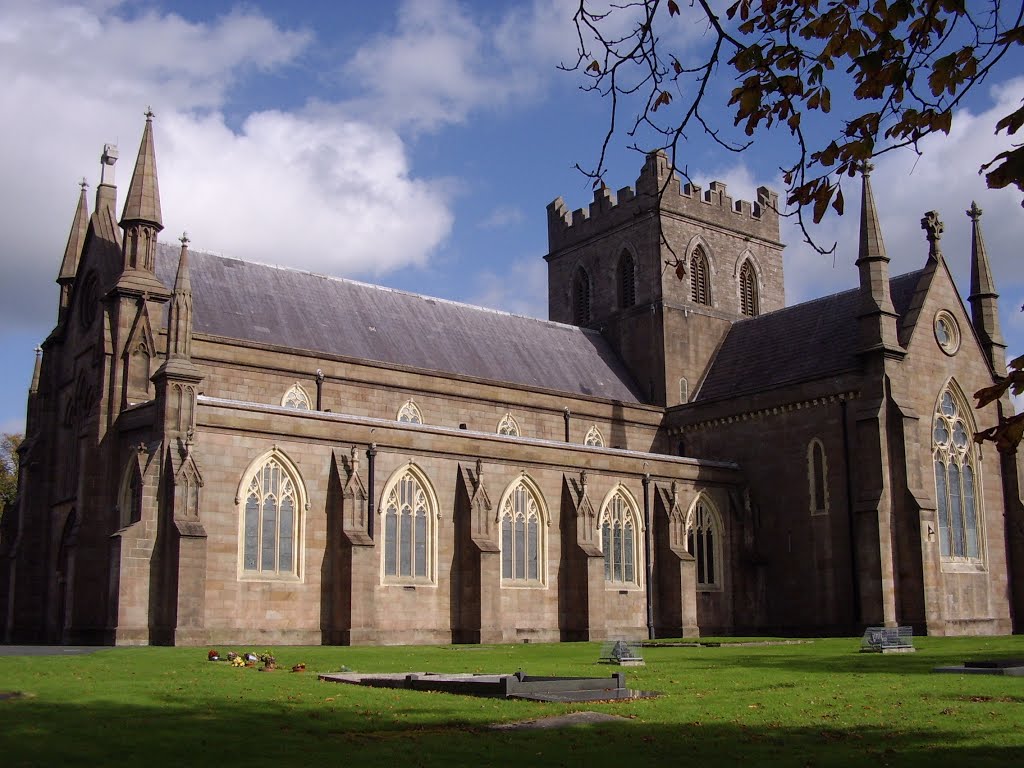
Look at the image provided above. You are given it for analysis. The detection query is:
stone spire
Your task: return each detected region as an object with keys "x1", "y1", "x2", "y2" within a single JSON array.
[
  {"x1": 166, "y1": 233, "x2": 194, "y2": 360},
  {"x1": 29, "y1": 346, "x2": 42, "y2": 395},
  {"x1": 967, "y1": 201, "x2": 1006, "y2": 372},
  {"x1": 855, "y1": 165, "x2": 902, "y2": 357},
  {"x1": 121, "y1": 108, "x2": 162, "y2": 230},
  {"x1": 119, "y1": 109, "x2": 163, "y2": 275},
  {"x1": 57, "y1": 179, "x2": 89, "y2": 318}
]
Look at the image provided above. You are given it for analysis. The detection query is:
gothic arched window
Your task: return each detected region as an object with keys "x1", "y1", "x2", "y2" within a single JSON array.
[
  {"x1": 690, "y1": 248, "x2": 711, "y2": 306},
  {"x1": 381, "y1": 465, "x2": 436, "y2": 583},
  {"x1": 239, "y1": 451, "x2": 304, "y2": 578},
  {"x1": 618, "y1": 251, "x2": 636, "y2": 309},
  {"x1": 584, "y1": 425, "x2": 605, "y2": 447},
  {"x1": 600, "y1": 488, "x2": 642, "y2": 586},
  {"x1": 933, "y1": 384, "x2": 983, "y2": 561},
  {"x1": 808, "y1": 439, "x2": 829, "y2": 514},
  {"x1": 499, "y1": 477, "x2": 546, "y2": 585},
  {"x1": 687, "y1": 496, "x2": 722, "y2": 589},
  {"x1": 397, "y1": 399, "x2": 423, "y2": 424},
  {"x1": 118, "y1": 460, "x2": 143, "y2": 529},
  {"x1": 497, "y1": 413, "x2": 520, "y2": 436},
  {"x1": 282, "y1": 384, "x2": 311, "y2": 410},
  {"x1": 739, "y1": 260, "x2": 759, "y2": 317},
  {"x1": 573, "y1": 267, "x2": 591, "y2": 325}
]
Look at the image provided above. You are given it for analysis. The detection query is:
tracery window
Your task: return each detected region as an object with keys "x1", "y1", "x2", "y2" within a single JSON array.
[
  {"x1": 573, "y1": 267, "x2": 591, "y2": 325},
  {"x1": 584, "y1": 425, "x2": 605, "y2": 447},
  {"x1": 690, "y1": 248, "x2": 711, "y2": 306},
  {"x1": 687, "y1": 496, "x2": 722, "y2": 589},
  {"x1": 739, "y1": 260, "x2": 759, "y2": 317},
  {"x1": 499, "y1": 477, "x2": 545, "y2": 585},
  {"x1": 933, "y1": 385, "x2": 983, "y2": 561},
  {"x1": 679, "y1": 377, "x2": 689, "y2": 405},
  {"x1": 382, "y1": 466, "x2": 436, "y2": 583},
  {"x1": 282, "y1": 384, "x2": 311, "y2": 410},
  {"x1": 808, "y1": 439, "x2": 829, "y2": 515},
  {"x1": 497, "y1": 413, "x2": 520, "y2": 437},
  {"x1": 397, "y1": 399, "x2": 423, "y2": 424},
  {"x1": 600, "y1": 488, "x2": 642, "y2": 586},
  {"x1": 240, "y1": 452, "x2": 303, "y2": 577},
  {"x1": 618, "y1": 251, "x2": 636, "y2": 309}
]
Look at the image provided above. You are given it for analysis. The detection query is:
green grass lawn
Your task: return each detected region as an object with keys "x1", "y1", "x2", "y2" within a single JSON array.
[{"x1": 2, "y1": 636, "x2": 1023, "y2": 767}]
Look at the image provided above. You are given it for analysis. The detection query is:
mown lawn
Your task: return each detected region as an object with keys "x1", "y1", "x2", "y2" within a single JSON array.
[{"x1": 1, "y1": 636, "x2": 1023, "y2": 767}]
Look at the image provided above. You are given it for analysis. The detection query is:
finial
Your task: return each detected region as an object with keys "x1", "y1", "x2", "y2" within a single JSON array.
[
  {"x1": 179, "y1": 231, "x2": 189, "y2": 248},
  {"x1": 145, "y1": 106, "x2": 155, "y2": 121},
  {"x1": 921, "y1": 210, "x2": 944, "y2": 261},
  {"x1": 349, "y1": 444, "x2": 359, "y2": 470},
  {"x1": 967, "y1": 201, "x2": 983, "y2": 221},
  {"x1": 34, "y1": 345, "x2": 42, "y2": 357},
  {"x1": 79, "y1": 177, "x2": 89, "y2": 191},
  {"x1": 580, "y1": 469, "x2": 588, "y2": 489},
  {"x1": 861, "y1": 160, "x2": 874, "y2": 177},
  {"x1": 475, "y1": 458, "x2": 483, "y2": 477}
]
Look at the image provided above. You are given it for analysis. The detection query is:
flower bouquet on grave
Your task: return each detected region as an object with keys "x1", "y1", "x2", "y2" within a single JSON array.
[{"x1": 208, "y1": 649, "x2": 220, "y2": 661}]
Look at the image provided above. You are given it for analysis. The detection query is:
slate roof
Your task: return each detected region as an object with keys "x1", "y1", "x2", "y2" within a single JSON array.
[
  {"x1": 154, "y1": 244, "x2": 643, "y2": 403},
  {"x1": 696, "y1": 270, "x2": 924, "y2": 402}
]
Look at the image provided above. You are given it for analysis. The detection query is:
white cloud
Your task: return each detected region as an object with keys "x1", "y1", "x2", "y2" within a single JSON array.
[
  {"x1": 478, "y1": 204, "x2": 525, "y2": 230},
  {"x1": 344, "y1": 0, "x2": 580, "y2": 130},
  {"x1": 0, "y1": 1, "x2": 453, "y2": 332}
]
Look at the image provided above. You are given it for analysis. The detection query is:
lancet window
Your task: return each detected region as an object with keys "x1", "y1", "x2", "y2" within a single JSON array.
[{"x1": 933, "y1": 385, "x2": 983, "y2": 561}]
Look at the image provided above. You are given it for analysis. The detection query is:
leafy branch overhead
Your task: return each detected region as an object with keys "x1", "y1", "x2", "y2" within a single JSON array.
[{"x1": 566, "y1": 0, "x2": 1024, "y2": 253}]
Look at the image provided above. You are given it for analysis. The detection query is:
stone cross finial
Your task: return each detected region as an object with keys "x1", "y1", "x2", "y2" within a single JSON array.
[
  {"x1": 921, "y1": 210, "x2": 944, "y2": 261},
  {"x1": 79, "y1": 177, "x2": 89, "y2": 191},
  {"x1": 179, "y1": 231, "x2": 189, "y2": 248},
  {"x1": 145, "y1": 106, "x2": 155, "y2": 121},
  {"x1": 861, "y1": 160, "x2": 874, "y2": 176},
  {"x1": 967, "y1": 201, "x2": 983, "y2": 221}
]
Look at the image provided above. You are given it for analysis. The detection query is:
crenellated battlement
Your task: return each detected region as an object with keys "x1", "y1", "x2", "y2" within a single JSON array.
[{"x1": 547, "y1": 151, "x2": 781, "y2": 253}]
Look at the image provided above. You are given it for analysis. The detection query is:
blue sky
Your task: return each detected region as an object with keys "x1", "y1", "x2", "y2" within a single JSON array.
[{"x1": 2, "y1": 0, "x2": 1023, "y2": 434}]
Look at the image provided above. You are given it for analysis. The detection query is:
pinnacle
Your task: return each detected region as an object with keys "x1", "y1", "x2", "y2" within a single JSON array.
[{"x1": 120, "y1": 109, "x2": 163, "y2": 229}]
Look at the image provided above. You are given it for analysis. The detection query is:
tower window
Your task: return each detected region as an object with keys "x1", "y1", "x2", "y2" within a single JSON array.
[
  {"x1": 690, "y1": 249, "x2": 711, "y2": 306},
  {"x1": 618, "y1": 251, "x2": 636, "y2": 309},
  {"x1": 573, "y1": 267, "x2": 591, "y2": 325},
  {"x1": 740, "y1": 260, "x2": 759, "y2": 317}
]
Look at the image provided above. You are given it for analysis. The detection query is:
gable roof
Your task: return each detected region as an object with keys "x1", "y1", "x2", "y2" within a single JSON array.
[
  {"x1": 696, "y1": 270, "x2": 924, "y2": 403},
  {"x1": 153, "y1": 244, "x2": 643, "y2": 403}
]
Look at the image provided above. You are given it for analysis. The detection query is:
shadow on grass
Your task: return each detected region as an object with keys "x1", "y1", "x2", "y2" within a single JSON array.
[{"x1": 1, "y1": 696, "x2": 1018, "y2": 768}]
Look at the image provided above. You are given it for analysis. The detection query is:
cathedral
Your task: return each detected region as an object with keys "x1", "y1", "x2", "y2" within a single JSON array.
[{"x1": 1, "y1": 114, "x2": 1020, "y2": 645}]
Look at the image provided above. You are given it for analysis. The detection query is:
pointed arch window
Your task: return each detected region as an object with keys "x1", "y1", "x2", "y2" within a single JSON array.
[
  {"x1": 381, "y1": 466, "x2": 436, "y2": 583},
  {"x1": 739, "y1": 260, "x2": 759, "y2": 317},
  {"x1": 118, "y1": 460, "x2": 143, "y2": 529},
  {"x1": 679, "y1": 377, "x2": 689, "y2": 404},
  {"x1": 584, "y1": 425, "x2": 605, "y2": 447},
  {"x1": 282, "y1": 384, "x2": 311, "y2": 410},
  {"x1": 573, "y1": 267, "x2": 591, "y2": 325},
  {"x1": 499, "y1": 477, "x2": 546, "y2": 585},
  {"x1": 618, "y1": 251, "x2": 636, "y2": 309},
  {"x1": 690, "y1": 248, "x2": 711, "y2": 306},
  {"x1": 600, "y1": 488, "x2": 642, "y2": 587},
  {"x1": 397, "y1": 399, "x2": 423, "y2": 424},
  {"x1": 808, "y1": 439, "x2": 829, "y2": 515},
  {"x1": 933, "y1": 385, "x2": 983, "y2": 562},
  {"x1": 687, "y1": 497, "x2": 722, "y2": 589},
  {"x1": 497, "y1": 413, "x2": 520, "y2": 437},
  {"x1": 239, "y1": 452, "x2": 304, "y2": 578}
]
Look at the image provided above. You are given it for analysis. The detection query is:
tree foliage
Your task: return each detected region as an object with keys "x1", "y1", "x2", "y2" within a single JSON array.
[
  {"x1": 0, "y1": 432, "x2": 21, "y2": 513},
  {"x1": 566, "y1": 0, "x2": 1024, "y2": 252}
]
